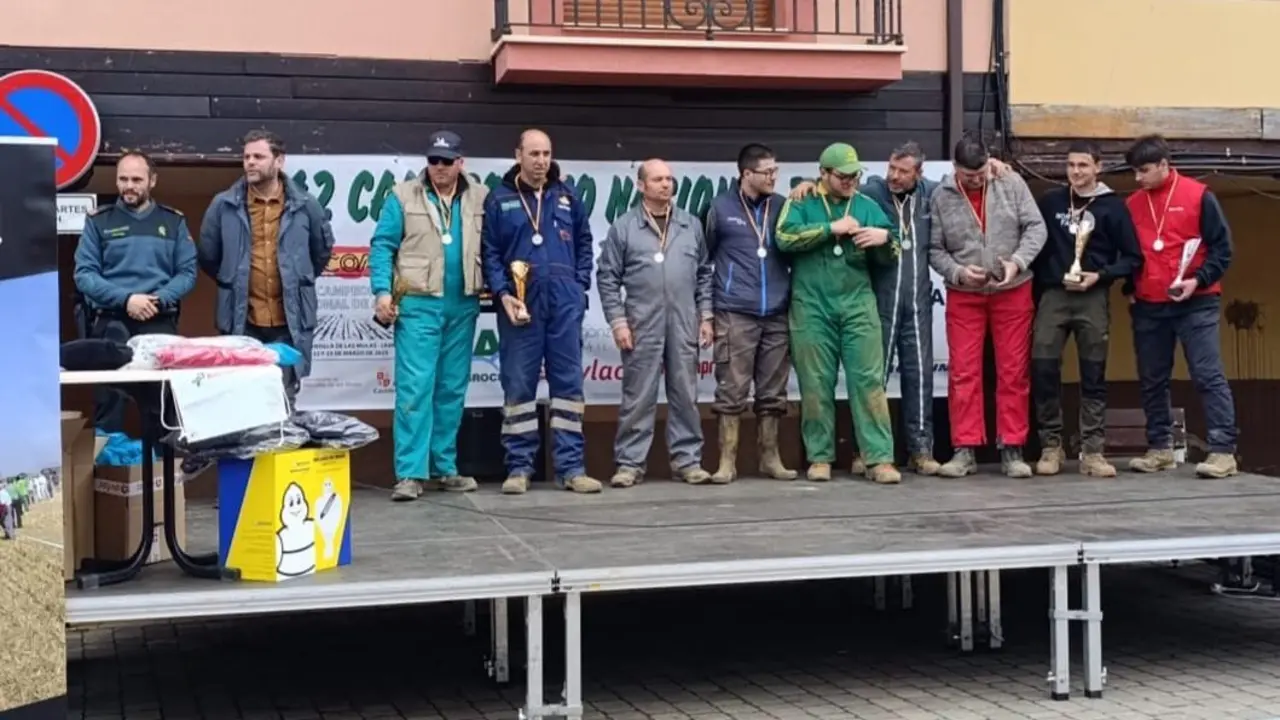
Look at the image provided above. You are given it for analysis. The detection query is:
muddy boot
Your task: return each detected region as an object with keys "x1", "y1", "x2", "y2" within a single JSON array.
[
  {"x1": 807, "y1": 462, "x2": 832, "y2": 482},
  {"x1": 938, "y1": 449, "x2": 977, "y2": 478},
  {"x1": 610, "y1": 467, "x2": 640, "y2": 488},
  {"x1": 501, "y1": 474, "x2": 530, "y2": 495},
  {"x1": 867, "y1": 463, "x2": 901, "y2": 485},
  {"x1": 1001, "y1": 446, "x2": 1032, "y2": 478},
  {"x1": 1195, "y1": 452, "x2": 1239, "y2": 479},
  {"x1": 391, "y1": 479, "x2": 422, "y2": 502},
  {"x1": 678, "y1": 466, "x2": 712, "y2": 485},
  {"x1": 1080, "y1": 453, "x2": 1117, "y2": 478},
  {"x1": 563, "y1": 474, "x2": 603, "y2": 493},
  {"x1": 1035, "y1": 446, "x2": 1065, "y2": 476},
  {"x1": 850, "y1": 454, "x2": 866, "y2": 475},
  {"x1": 711, "y1": 415, "x2": 740, "y2": 484},
  {"x1": 1128, "y1": 449, "x2": 1176, "y2": 473},
  {"x1": 758, "y1": 415, "x2": 797, "y2": 480},
  {"x1": 908, "y1": 453, "x2": 941, "y2": 476}
]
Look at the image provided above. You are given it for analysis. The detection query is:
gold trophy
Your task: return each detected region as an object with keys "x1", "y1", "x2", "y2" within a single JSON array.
[
  {"x1": 509, "y1": 260, "x2": 532, "y2": 325},
  {"x1": 374, "y1": 275, "x2": 411, "y2": 329},
  {"x1": 1063, "y1": 210, "x2": 1096, "y2": 285}
]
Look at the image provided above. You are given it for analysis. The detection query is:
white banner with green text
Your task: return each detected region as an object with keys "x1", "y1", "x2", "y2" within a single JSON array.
[{"x1": 290, "y1": 156, "x2": 953, "y2": 411}]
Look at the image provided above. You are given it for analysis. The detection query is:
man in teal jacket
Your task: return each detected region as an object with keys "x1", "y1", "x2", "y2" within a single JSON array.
[{"x1": 371, "y1": 131, "x2": 488, "y2": 501}]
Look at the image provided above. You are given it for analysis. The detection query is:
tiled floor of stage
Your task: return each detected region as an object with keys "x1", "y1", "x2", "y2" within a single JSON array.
[
  {"x1": 66, "y1": 468, "x2": 1280, "y2": 599},
  {"x1": 68, "y1": 563, "x2": 1280, "y2": 719}
]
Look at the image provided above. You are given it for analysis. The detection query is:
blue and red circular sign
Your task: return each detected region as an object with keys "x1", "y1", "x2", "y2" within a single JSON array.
[{"x1": 0, "y1": 70, "x2": 102, "y2": 190}]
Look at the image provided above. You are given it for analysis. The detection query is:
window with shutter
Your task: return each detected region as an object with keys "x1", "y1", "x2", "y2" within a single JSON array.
[{"x1": 565, "y1": 0, "x2": 776, "y2": 31}]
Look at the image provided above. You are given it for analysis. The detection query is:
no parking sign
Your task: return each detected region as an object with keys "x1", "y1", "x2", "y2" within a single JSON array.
[{"x1": 0, "y1": 69, "x2": 102, "y2": 190}]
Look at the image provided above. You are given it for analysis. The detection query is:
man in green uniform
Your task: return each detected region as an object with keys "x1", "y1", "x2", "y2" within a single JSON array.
[
  {"x1": 371, "y1": 130, "x2": 488, "y2": 501},
  {"x1": 776, "y1": 144, "x2": 902, "y2": 484}
]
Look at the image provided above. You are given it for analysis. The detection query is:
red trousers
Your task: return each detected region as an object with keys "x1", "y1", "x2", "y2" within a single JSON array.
[{"x1": 945, "y1": 282, "x2": 1034, "y2": 448}]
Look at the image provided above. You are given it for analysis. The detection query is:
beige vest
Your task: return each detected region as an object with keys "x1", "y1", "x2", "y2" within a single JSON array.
[{"x1": 391, "y1": 175, "x2": 488, "y2": 297}]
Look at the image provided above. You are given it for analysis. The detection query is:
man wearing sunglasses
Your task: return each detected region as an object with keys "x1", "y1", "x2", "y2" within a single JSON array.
[
  {"x1": 776, "y1": 143, "x2": 902, "y2": 485},
  {"x1": 371, "y1": 130, "x2": 489, "y2": 502},
  {"x1": 928, "y1": 134, "x2": 1046, "y2": 479}
]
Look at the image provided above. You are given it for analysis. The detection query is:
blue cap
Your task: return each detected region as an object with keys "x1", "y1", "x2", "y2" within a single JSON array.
[{"x1": 427, "y1": 130, "x2": 463, "y2": 160}]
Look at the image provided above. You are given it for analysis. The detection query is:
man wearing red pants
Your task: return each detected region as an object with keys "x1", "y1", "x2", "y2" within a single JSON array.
[{"x1": 928, "y1": 135, "x2": 1047, "y2": 478}]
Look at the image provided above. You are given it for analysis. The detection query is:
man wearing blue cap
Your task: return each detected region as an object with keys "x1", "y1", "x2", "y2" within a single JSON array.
[{"x1": 371, "y1": 130, "x2": 489, "y2": 502}]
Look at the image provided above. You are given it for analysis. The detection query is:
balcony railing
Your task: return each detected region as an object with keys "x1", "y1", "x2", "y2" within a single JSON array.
[{"x1": 493, "y1": 0, "x2": 904, "y2": 43}]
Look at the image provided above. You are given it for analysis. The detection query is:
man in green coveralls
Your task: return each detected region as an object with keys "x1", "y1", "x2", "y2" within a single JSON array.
[{"x1": 776, "y1": 143, "x2": 902, "y2": 484}]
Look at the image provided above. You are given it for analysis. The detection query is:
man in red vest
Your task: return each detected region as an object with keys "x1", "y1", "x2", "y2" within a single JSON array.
[{"x1": 1123, "y1": 134, "x2": 1238, "y2": 478}]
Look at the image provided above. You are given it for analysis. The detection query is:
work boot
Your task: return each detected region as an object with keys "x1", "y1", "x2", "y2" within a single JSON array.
[
  {"x1": 711, "y1": 415, "x2": 740, "y2": 484},
  {"x1": 391, "y1": 479, "x2": 422, "y2": 502},
  {"x1": 678, "y1": 466, "x2": 712, "y2": 485},
  {"x1": 938, "y1": 448, "x2": 977, "y2": 478},
  {"x1": 1196, "y1": 452, "x2": 1239, "y2": 479},
  {"x1": 610, "y1": 467, "x2": 640, "y2": 488},
  {"x1": 562, "y1": 475, "x2": 603, "y2": 493},
  {"x1": 1035, "y1": 446, "x2": 1066, "y2": 476},
  {"x1": 850, "y1": 454, "x2": 866, "y2": 475},
  {"x1": 867, "y1": 463, "x2": 901, "y2": 485},
  {"x1": 1080, "y1": 453, "x2": 1117, "y2": 478},
  {"x1": 758, "y1": 415, "x2": 797, "y2": 480},
  {"x1": 1001, "y1": 446, "x2": 1033, "y2": 478},
  {"x1": 439, "y1": 476, "x2": 478, "y2": 492},
  {"x1": 501, "y1": 474, "x2": 530, "y2": 495},
  {"x1": 908, "y1": 453, "x2": 941, "y2": 476},
  {"x1": 807, "y1": 462, "x2": 832, "y2": 482},
  {"x1": 1128, "y1": 449, "x2": 1177, "y2": 473}
]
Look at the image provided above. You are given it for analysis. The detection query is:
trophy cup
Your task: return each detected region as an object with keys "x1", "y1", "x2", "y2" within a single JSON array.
[
  {"x1": 373, "y1": 275, "x2": 410, "y2": 329},
  {"x1": 1063, "y1": 210, "x2": 1096, "y2": 285},
  {"x1": 509, "y1": 260, "x2": 532, "y2": 325},
  {"x1": 1168, "y1": 238, "x2": 1202, "y2": 298}
]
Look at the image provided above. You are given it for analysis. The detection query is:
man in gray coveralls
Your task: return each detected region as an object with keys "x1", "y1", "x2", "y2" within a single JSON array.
[{"x1": 597, "y1": 158, "x2": 715, "y2": 487}]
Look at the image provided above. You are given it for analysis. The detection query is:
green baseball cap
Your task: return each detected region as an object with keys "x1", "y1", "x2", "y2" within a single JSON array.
[{"x1": 819, "y1": 143, "x2": 862, "y2": 175}]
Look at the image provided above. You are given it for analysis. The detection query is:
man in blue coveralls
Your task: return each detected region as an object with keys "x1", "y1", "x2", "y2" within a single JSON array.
[
  {"x1": 74, "y1": 151, "x2": 197, "y2": 432},
  {"x1": 372, "y1": 130, "x2": 488, "y2": 502},
  {"x1": 482, "y1": 129, "x2": 602, "y2": 494}
]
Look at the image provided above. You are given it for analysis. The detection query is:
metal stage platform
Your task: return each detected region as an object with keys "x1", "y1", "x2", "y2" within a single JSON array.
[{"x1": 66, "y1": 469, "x2": 1280, "y2": 718}]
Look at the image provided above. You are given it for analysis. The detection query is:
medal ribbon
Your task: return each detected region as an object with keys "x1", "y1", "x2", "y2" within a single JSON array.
[
  {"x1": 431, "y1": 184, "x2": 456, "y2": 231},
  {"x1": 738, "y1": 192, "x2": 771, "y2": 253},
  {"x1": 644, "y1": 205, "x2": 672, "y2": 255},
  {"x1": 893, "y1": 195, "x2": 912, "y2": 244},
  {"x1": 1145, "y1": 171, "x2": 1180, "y2": 247},
  {"x1": 1068, "y1": 190, "x2": 1095, "y2": 229},
  {"x1": 516, "y1": 178, "x2": 544, "y2": 239},
  {"x1": 956, "y1": 175, "x2": 987, "y2": 237}
]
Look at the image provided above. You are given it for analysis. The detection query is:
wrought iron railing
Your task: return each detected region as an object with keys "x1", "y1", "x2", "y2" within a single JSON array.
[{"x1": 493, "y1": 0, "x2": 904, "y2": 43}]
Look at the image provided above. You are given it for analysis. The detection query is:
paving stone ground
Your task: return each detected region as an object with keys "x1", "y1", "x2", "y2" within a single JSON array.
[{"x1": 67, "y1": 562, "x2": 1280, "y2": 720}]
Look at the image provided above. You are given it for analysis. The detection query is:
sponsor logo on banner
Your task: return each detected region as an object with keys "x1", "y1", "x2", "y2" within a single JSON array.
[{"x1": 290, "y1": 156, "x2": 953, "y2": 411}]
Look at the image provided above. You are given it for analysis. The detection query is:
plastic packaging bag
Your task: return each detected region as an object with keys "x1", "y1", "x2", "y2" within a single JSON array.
[
  {"x1": 126, "y1": 334, "x2": 265, "y2": 369},
  {"x1": 266, "y1": 343, "x2": 303, "y2": 367},
  {"x1": 292, "y1": 411, "x2": 380, "y2": 451},
  {"x1": 154, "y1": 344, "x2": 279, "y2": 369},
  {"x1": 169, "y1": 421, "x2": 310, "y2": 464}
]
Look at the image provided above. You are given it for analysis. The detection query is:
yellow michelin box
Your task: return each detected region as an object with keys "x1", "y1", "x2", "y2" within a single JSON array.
[{"x1": 217, "y1": 448, "x2": 352, "y2": 583}]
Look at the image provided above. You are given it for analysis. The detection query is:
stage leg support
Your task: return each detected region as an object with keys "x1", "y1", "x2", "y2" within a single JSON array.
[
  {"x1": 1082, "y1": 563, "x2": 1106, "y2": 698},
  {"x1": 520, "y1": 592, "x2": 585, "y2": 720},
  {"x1": 463, "y1": 599, "x2": 477, "y2": 636},
  {"x1": 488, "y1": 597, "x2": 510, "y2": 684},
  {"x1": 947, "y1": 571, "x2": 1001, "y2": 652},
  {"x1": 1048, "y1": 565, "x2": 1071, "y2": 700}
]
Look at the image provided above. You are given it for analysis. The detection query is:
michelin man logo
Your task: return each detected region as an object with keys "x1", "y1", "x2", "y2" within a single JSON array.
[{"x1": 274, "y1": 480, "x2": 345, "y2": 580}]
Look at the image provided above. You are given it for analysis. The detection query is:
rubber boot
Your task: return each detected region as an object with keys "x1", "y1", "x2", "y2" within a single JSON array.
[
  {"x1": 758, "y1": 415, "x2": 797, "y2": 480},
  {"x1": 711, "y1": 415, "x2": 739, "y2": 484}
]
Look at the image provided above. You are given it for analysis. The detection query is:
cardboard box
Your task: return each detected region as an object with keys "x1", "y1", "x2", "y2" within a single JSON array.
[
  {"x1": 217, "y1": 449, "x2": 352, "y2": 583},
  {"x1": 61, "y1": 412, "x2": 104, "y2": 581},
  {"x1": 93, "y1": 461, "x2": 186, "y2": 565}
]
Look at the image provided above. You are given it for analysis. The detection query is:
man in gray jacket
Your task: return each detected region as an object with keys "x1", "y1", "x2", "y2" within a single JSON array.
[
  {"x1": 597, "y1": 159, "x2": 715, "y2": 487},
  {"x1": 928, "y1": 135, "x2": 1046, "y2": 478},
  {"x1": 198, "y1": 130, "x2": 335, "y2": 400}
]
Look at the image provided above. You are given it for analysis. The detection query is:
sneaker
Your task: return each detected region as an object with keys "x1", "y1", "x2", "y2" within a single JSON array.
[
  {"x1": 438, "y1": 476, "x2": 478, "y2": 493},
  {"x1": 610, "y1": 468, "x2": 640, "y2": 488},
  {"x1": 678, "y1": 466, "x2": 712, "y2": 485},
  {"x1": 1080, "y1": 453, "x2": 1117, "y2": 478},
  {"x1": 807, "y1": 463, "x2": 832, "y2": 482},
  {"x1": 908, "y1": 453, "x2": 941, "y2": 476},
  {"x1": 1195, "y1": 452, "x2": 1239, "y2": 479},
  {"x1": 850, "y1": 454, "x2": 866, "y2": 475},
  {"x1": 391, "y1": 479, "x2": 422, "y2": 502},
  {"x1": 501, "y1": 474, "x2": 530, "y2": 495},
  {"x1": 867, "y1": 463, "x2": 901, "y2": 484},
  {"x1": 1035, "y1": 446, "x2": 1065, "y2": 476}
]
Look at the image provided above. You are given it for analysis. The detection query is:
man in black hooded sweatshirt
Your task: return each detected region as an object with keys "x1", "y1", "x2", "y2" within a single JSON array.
[{"x1": 1031, "y1": 141, "x2": 1143, "y2": 477}]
